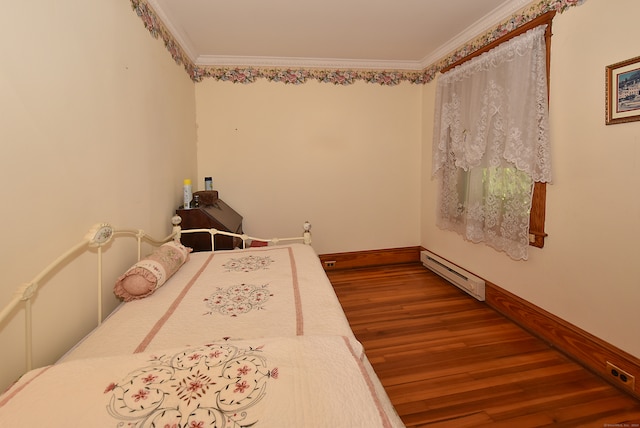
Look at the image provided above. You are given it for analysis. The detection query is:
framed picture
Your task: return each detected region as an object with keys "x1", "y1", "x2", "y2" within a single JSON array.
[{"x1": 606, "y1": 56, "x2": 640, "y2": 125}]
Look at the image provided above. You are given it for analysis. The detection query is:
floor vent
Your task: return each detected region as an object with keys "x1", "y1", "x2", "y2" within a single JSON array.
[{"x1": 420, "y1": 250, "x2": 485, "y2": 301}]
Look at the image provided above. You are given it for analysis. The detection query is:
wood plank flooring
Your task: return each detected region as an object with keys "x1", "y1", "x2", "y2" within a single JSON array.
[{"x1": 327, "y1": 263, "x2": 640, "y2": 428}]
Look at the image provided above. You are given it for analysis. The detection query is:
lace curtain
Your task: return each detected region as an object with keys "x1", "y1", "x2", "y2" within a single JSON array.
[{"x1": 432, "y1": 24, "x2": 552, "y2": 260}]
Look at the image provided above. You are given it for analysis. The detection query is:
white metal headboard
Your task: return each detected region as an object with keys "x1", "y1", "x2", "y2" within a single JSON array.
[
  {"x1": 0, "y1": 217, "x2": 181, "y2": 372},
  {"x1": 0, "y1": 215, "x2": 311, "y2": 372}
]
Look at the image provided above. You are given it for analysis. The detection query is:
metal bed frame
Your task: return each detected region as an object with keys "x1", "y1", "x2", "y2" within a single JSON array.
[{"x1": 0, "y1": 215, "x2": 311, "y2": 372}]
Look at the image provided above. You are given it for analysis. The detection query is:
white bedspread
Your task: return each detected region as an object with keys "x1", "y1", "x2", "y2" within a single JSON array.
[
  {"x1": 64, "y1": 244, "x2": 354, "y2": 360},
  {"x1": 15, "y1": 244, "x2": 405, "y2": 427},
  {"x1": 1, "y1": 336, "x2": 403, "y2": 427}
]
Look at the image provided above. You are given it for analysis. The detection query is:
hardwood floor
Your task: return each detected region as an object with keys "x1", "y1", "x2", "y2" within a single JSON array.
[{"x1": 327, "y1": 263, "x2": 640, "y2": 428}]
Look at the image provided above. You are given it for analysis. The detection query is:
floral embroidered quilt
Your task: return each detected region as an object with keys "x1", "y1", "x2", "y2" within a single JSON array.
[
  {"x1": 0, "y1": 245, "x2": 404, "y2": 427},
  {"x1": 0, "y1": 336, "x2": 403, "y2": 427},
  {"x1": 63, "y1": 244, "x2": 354, "y2": 361}
]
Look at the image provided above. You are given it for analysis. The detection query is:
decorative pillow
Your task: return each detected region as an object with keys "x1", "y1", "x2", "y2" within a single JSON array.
[{"x1": 114, "y1": 241, "x2": 192, "y2": 302}]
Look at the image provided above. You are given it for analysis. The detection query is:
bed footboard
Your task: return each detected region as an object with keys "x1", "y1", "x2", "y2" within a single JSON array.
[{"x1": 177, "y1": 220, "x2": 312, "y2": 249}]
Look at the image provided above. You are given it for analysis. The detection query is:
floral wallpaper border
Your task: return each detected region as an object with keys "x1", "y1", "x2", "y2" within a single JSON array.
[{"x1": 130, "y1": 0, "x2": 586, "y2": 86}]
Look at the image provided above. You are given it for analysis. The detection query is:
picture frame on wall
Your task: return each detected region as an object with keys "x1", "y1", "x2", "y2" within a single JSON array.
[{"x1": 606, "y1": 55, "x2": 640, "y2": 125}]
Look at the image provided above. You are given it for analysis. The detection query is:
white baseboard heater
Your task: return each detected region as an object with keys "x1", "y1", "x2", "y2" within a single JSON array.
[{"x1": 420, "y1": 250, "x2": 485, "y2": 301}]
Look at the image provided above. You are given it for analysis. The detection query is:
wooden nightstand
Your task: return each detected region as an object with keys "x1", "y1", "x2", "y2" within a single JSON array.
[{"x1": 176, "y1": 195, "x2": 243, "y2": 252}]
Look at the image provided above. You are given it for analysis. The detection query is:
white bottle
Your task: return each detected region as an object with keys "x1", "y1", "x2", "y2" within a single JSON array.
[{"x1": 183, "y1": 179, "x2": 193, "y2": 208}]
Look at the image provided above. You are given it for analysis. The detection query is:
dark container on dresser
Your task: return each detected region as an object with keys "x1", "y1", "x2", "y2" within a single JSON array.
[{"x1": 176, "y1": 191, "x2": 243, "y2": 251}]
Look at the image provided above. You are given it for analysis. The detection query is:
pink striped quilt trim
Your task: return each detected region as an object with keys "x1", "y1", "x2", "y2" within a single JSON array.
[
  {"x1": 0, "y1": 366, "x2": 53, "y2": 408},
  {"x1": 342, "y1": 336, "x2": 394, "y2": 428},
  {"x1": 134, "y1": 252, "x2": 215, "y2": 353},
  {"x1": 286, "y1": 246, "x2": 304, "y2": 335}
]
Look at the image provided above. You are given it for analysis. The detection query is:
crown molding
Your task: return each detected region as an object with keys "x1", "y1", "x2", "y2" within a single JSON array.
[
  {"x1": 135, "y1": 0, "x2": 586, "y2": 84},
  {"x1": 420, "y1": 0, "x2": 532, "y2": 68},
  {"x1": 195, "y1": 55, "x2": 425, "y2": 71},
  {"x1": 146, "y1": 0, "x2": 198, "y2": 62},
  {"x1": 146, "y1": 0, "x2": 531, "y2": 72}
]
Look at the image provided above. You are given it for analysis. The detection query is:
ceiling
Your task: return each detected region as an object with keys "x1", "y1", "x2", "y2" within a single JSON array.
[{"x1": 148, "y1": 0, "x2": 532, "y2": 71}]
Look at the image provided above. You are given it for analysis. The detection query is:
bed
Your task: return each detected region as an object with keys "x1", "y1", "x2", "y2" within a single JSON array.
[{"x1": 0, "y1": 217, "x2": 404, "y2": 427}]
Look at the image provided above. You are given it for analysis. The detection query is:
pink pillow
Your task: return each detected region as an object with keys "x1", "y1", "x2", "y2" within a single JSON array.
[{"x1": 114, "y1": 241, "x2": 192, "y2": 302}]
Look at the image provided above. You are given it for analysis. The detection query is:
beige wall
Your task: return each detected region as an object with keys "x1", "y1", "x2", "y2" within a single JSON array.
[
  {"x1": 195, "y1": 79, "x2": 422, "y2": 254},
  {"x1": 2, "y1": 0, "x2": 637, "y2": 396},
  {"x1": 0, "y1": 1, "x2": 197, "y2": 390},
  {"x1": 421, "y1": 0, "x2": 640, "y2": 358}
]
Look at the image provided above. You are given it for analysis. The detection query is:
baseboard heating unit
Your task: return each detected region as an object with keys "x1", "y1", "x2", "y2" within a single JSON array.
[{"x1": 420, "y1": 250, "x2": 486, "y2": 301}]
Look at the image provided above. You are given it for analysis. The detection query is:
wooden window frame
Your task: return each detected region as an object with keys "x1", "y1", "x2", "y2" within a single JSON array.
[{"x1": 440, "y1": 11, "x2": 555, "y2": 248}]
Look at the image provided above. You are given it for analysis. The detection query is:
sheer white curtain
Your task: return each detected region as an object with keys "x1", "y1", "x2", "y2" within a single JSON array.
[{"x1": 432, "y1": 25, "x2": 552, "y2": 260}]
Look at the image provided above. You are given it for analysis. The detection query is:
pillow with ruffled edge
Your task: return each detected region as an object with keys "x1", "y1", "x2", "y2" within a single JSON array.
[{"x1": 114, "y1": 241, "x2": 192, "y2": 302}]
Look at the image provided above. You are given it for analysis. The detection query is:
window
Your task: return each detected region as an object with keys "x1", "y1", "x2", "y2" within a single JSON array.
[{"x1": 432, "y1": 12, "x2": 554, "y2": 260}]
